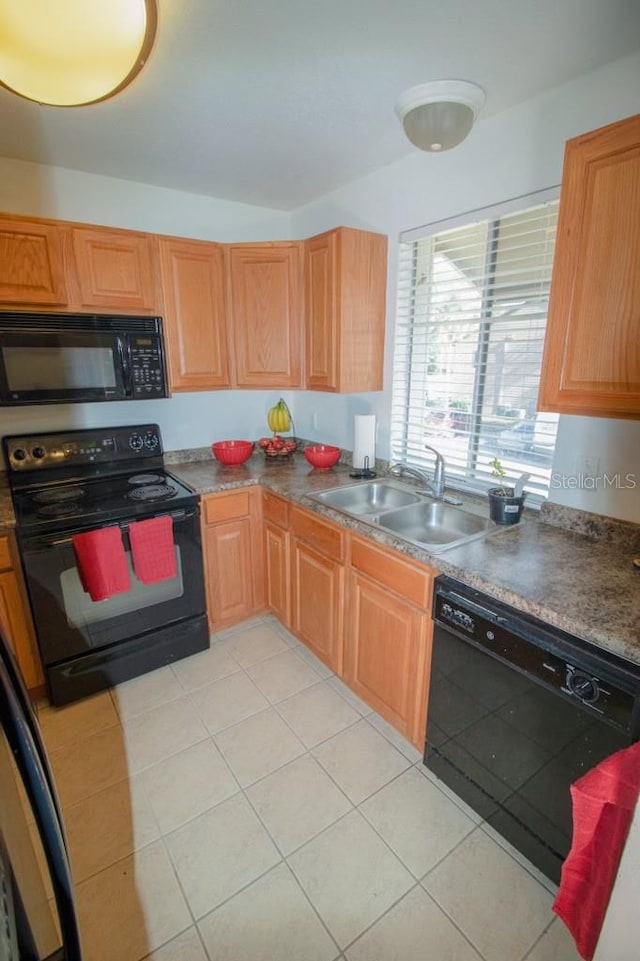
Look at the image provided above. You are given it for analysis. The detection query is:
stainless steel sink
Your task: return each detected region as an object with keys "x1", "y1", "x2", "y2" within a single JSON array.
[
  {"x1": 309, "y1": 479, "x2": 499, "y2": 553},
  {"x1": 313, "y1": 480, "x2": 422, "y2": 515},
  {"x1": 376, "y1": 501, "x2": 492, "y2": 551}
]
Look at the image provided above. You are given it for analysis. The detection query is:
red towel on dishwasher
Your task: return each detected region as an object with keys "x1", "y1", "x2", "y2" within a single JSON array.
[
  {"x1": 129, "y1": 515, "x2": 177, "y2": 584},
  {"x1": 72, "y1": 526, "x2": 131, "y2": 601},
  {"x1": 553, "y1": 740, "x2": 640, "y2": 960}
]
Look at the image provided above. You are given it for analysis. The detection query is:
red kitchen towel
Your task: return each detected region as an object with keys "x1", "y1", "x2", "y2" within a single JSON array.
[
  {"x1": 72, "y1": 526, "x2": 131, "y2": 602},
  {"x1": 129, "y1": 515, "x2": 177, "y2": 584},
  {"x1": 553, "y1": 740, "x2": 640, "y2": 960}
]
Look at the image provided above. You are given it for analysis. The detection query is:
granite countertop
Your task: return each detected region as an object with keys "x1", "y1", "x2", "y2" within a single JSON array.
[
  {"x1": 1, "y1": 451, "x2": 637, "y2": 666},
  {"x1": 167, "y1": 452, "x2": 640, "y2": 667}
]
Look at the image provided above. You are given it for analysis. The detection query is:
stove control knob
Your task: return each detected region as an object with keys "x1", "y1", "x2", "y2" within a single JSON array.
[
  {"x1": 567, "y1": 670, "x2": 599, "y2": 704},
  {"x1": 32, "y1": 446, "x2": 46, "y2": 460},
  {"x1": 129, "y1": 433, "x2": 144, "y2": 452},
  {"x1": 144, "y1": 432, "x2": 159, "y2": 450},
  {"x1": 12, "y1": 448, "x2": 27, "y2": 461}
]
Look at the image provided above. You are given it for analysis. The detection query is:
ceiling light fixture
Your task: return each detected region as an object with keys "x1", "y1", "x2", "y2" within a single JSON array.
[
  {"x1": 395, "y1": 80, "x2": 485, "y2": 153},
  {"x1": 0, "y1": 0, "x2": 157, "y2": 107}
]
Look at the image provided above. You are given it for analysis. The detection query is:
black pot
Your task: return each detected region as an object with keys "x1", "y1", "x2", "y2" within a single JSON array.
[{"x1": 487, "y1": 488, "x2": 525, "y2": 525}]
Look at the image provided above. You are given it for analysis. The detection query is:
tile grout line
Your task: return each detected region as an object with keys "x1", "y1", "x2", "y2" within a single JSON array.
[
  {"x1": 47, "y1": 617, "x2": 561, "y2": 961},
  {"x1": 519, "y1": 916, "x2": 560, "y2": 961},
  {"x1": 419, "y1": 823, "x2": 555, "y2": 961}
]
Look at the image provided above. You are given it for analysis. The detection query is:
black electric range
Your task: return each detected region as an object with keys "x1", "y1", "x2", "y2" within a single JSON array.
[{"x1": 3, "y1": 425, "x2": 208, "y2": 705}]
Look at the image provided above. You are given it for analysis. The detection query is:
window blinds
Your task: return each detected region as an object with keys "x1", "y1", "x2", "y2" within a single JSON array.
[{"x1": 391, "y1": 194, "x2": 559, "y2": 499}]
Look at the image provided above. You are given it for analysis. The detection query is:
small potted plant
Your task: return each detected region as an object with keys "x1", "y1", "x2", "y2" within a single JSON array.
[{"x1": 487, "y1": 457, "x2": 525, "y2": 525}]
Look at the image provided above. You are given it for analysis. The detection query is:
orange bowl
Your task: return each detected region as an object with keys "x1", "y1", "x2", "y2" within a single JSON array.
[
  {"x1": 303, "y1": 444, "x2": 341, "y2": 469},
  {"x1": 212, "y1": 440, "x2": 254, "y2": 465}
]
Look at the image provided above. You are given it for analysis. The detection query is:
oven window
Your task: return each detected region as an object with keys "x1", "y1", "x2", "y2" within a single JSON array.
[
  {"x1": 60, "y1": 548, "x2": 184, "y2": 628},
  {"x1": 3, "y1": 346, "x2": 117, "y2": 391}
]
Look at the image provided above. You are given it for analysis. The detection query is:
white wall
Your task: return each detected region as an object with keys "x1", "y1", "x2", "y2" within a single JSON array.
[
  {"x1": 0, "y1": 157, "x2": 292, "y2": 241},
  {"x1": 289, "y1": 50, "x2": 640, "y2": 523},
  {"x1": 0, "y1": 390, "x2": 295, "y2": 454},
  {"x1": 0, "y1": 158, "x2": 294, "y2": 454}
]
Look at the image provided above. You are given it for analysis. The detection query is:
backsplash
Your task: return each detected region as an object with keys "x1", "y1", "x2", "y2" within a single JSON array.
[{"x1": 540, "y1": 501, "x2": 640, "y2": 550}]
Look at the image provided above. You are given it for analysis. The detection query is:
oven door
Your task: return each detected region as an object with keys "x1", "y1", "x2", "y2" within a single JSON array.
[
  {"x1": 0, "y1": 330, "x2": 129, "y2": 405},
  {"x1": 19, "y1": 507, "x2": 206, "y2": 668}
]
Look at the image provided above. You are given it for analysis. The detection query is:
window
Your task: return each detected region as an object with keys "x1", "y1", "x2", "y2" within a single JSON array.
[{"x1": 391, "y1": 191, "x2": 559, "y2": 500}]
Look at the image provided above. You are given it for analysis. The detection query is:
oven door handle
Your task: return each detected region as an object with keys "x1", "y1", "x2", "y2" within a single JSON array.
[{"x1": 23, "y1": 507, "x2": 199, "y2": 549}]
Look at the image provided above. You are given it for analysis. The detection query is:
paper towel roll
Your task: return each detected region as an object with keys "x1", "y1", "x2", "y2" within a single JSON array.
[{"x1": 353, "y1": 414, "x2": 376, "y2": 470}]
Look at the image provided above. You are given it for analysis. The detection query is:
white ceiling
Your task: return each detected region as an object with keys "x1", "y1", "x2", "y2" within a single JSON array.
[{"x1": 1, "y1": 0, "x2": 639, "y2": 210}]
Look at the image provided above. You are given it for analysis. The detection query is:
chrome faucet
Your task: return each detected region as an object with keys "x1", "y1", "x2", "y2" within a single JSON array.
[
  {"x1": 389, "y1": 462, "x2": 433, "y2": 492},
  {"x1": 390, "y1": 445, "x2": 459, "y2": 503},
  {"x1": 423, "y1": 444, "x2": 445, "y2": 500}
]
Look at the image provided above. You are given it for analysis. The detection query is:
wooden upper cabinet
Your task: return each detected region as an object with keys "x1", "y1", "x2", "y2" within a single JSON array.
[
  {"x1": 71, "y1": 226, "x2": 157, "y2": 311},
  {"x1": 0, "y1": 217, "x2": 67, "y2": 306},
  {"x1": 538, "y1": 114, "x2": 640, "y2": 418},
  {"x1": 227, "y1": 242, "x2": 303, "y2": 387},
  {"x1": 305, "y1": 227, "x2": 387, "y2": 392},
  {"x1": 158, "y1": 237, "x2": 229, "y2": 391}
]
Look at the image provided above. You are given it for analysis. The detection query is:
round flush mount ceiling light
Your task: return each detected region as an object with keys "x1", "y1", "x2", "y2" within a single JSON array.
[
  {"x1": 0, "y1": 0, "x2": 157, "y2": 107},
  {"x1": 395, "y1": 80, "x2": 485, "y2": 152}
]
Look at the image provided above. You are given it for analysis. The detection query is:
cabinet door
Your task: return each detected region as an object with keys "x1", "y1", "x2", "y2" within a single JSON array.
[
  {"x1": 202, "y1": 490, "x2": 264, "y2": 631},
  {"x1": 0, "y1": 570, "x2": 44, "y2": 690},
  {"x1": 304, "y1": 227, "x2": 387, "y2": 393},
  {"x1": 346, "y1": 570, "x2": 430, "y2": 748},
  {"x1": 305, "y1": 231, "x2": 338, "y2": 390},
  {"x1": 158, "y1": 237, "x2": 229, "y2": 390},
  {"x1": 228, "y1": 243, "x2": 302, "y2": 387},
  {"x1": 203, "y1": 518, "x2": 255, "y2": 630},
  {"x1": 291, "y1": 540, "x2": 343, "y2": 673},
  {"x1": 264, "y1": 521, "x2": 291, "y2": 627},
  {"x1": 71, "y1": 226, "x2": 157, "y2": 310},
  {"x1": 0, "y1": 218, "x2": 67, "y2": 306},
  {"x1": 538, "y1": 114, "x2": 640, "y2": 417}
]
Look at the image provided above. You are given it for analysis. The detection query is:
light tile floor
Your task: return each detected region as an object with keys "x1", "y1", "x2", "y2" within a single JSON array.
[{"x1": 37, "y1": 615, "x2": 581, "y2": 961}]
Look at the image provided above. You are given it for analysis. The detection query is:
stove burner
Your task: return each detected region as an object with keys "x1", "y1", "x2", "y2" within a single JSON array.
[
  {"x1": 127, "y1": 484, "x2": 178, "y2": 502},
  {"x1": 34, "y1": 487, "x2": 85, "y2": 505},
  {"x1": 128, "y1": 473, "x2": 165, "y2": 486},
  {"x1": 37, "y1": 502, "x2": 81, "y2": 517}
]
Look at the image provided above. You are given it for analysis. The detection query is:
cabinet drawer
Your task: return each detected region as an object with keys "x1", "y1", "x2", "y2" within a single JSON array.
[
  {"x1": 351, "y1": 535, "x2": 434, "y2": 608},
  {"x1": 203, "y1": 490, "x2": 251, "y2": 525},
  {"x1": 291, "y1": 507, "x2": 344, "y2": 561},
  {"x1": 0, "y1": 536, "x2": 12, "y2": 571},
  {"x1": 263, "y1": 491, "x2": 290, "y2": 528}
]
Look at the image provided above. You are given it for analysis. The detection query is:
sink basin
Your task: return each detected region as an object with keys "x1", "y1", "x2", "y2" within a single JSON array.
[
  {"x1": 313, "y1": 480, "x2": 422, "y2": 515},
  {"x1": 377, "y1": 501, "x2": 492, "y2": 552},
  {"x1": 309, "y1": 479, "x2": 500, "y2": 553}
]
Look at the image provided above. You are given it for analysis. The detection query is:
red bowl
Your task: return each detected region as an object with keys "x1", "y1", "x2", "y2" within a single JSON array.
[
  {"x1": 303, "y1": 444, "x2": 341, "y2": 469},
  {"x1": 212, "y1": 440, "x2": 254, "y2": 466}
]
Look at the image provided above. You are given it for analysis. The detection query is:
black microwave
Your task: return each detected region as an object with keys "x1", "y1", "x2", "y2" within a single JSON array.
[{"x1": 0, "y1": 312, "x2": 169, "y2": 406}]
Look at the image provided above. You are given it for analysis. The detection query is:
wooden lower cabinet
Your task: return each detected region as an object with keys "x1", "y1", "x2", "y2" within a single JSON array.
[
  {"x1": 0, "y1": 533, "x2": 44, "y2": 691},
  {"x1": 345, "y1": 536, "x2": 435, "y2": 749},
  {"x1": 290, "y1": 506, "x2": 345, "y2": 673},
  {"x1": 202, "y1": 487, "x2": 436, "y2": 750},
  {"x1": 201, "y1": 489, "x2": 264, "y2": 632},
  {"x1": 263, "y1": 492, "x2": 291, "y2": 628}
]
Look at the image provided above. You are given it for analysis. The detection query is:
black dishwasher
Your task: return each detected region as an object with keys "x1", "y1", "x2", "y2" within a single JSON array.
[{"x1": 424, "y1": 576, "x2": 640, "y2": 884}]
